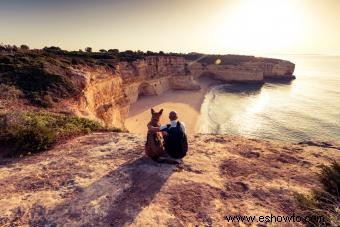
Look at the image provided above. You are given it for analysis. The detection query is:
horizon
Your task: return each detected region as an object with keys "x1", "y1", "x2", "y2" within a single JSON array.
[
  {"x1": 3, "y1": 44, "x2": 340, "y2": 58},
  {"x1": 1, "y1": 0, "x2": 340, "y2": 56}
]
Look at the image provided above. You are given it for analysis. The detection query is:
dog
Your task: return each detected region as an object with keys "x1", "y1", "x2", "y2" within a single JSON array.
[{"x1": 145, "y1": 108, "x2": 165, "y2": 159}]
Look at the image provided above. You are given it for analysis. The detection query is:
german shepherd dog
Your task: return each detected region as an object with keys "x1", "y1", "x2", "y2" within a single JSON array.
[{"x1": 145, "y1": 108, "x2": 165, "y2": 159}]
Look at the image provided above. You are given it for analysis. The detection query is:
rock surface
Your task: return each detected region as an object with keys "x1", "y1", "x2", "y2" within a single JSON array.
[
  {"x1": 0, "y1": 133, "x2": 338, "y2": 226},
  {"x1": 61, "y1": 56, "x2": 295, "y2": 128},
  {"x1": 67, "y1": 65, "x2": 130, "y2": 128}
]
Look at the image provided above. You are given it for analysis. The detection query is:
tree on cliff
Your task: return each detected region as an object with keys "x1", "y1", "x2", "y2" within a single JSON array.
[
  {"x1": 108, "y1": 49, "x2": 119, "y2": 54},
  {"x1": 85, "y1": 47, "x2": 92, "y2": 53},
  {"x1": 20, "y1": 44, "x2": 29, "y2": 50},
  {"x1": 146, "y1": 51, "x2": 155, "y2": 55},
  {"x1": 43, "y1": 46, "x2": 62, "y2": 53},
  {"x1": 99, "y1": 49, "x2": 107, "y2": 53}
]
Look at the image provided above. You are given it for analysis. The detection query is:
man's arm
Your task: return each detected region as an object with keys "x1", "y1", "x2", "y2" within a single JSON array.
[
  {"x1": 147, "y1": 125, "x2": 160, "y2": 133},
  {"x1": 159, "y1": 125, "x2": 168, "y2": 131},
  {"x1": 148, "y1": 124, "x2": 168, "y2": 133}
]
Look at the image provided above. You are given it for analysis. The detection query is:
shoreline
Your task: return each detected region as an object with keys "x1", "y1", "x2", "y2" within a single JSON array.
[{"x1": 125, "y1": 78, "x2": 216, "y2": 135}]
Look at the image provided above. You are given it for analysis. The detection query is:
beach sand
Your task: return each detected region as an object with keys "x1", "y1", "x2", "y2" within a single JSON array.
[{"x1": 125, "y1": 78, "x2": 215, "y2": 135}]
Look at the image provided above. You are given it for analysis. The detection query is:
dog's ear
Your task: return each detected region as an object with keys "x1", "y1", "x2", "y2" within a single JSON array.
[
  {"x1": 159, "y1": 109, "x2": 163, "y2": 115},
  {"x1": 151, "y1": 108, "x2": 155, "y2": 114}
]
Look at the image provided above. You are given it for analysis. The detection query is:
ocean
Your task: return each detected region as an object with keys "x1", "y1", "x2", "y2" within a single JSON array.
[{"x1": 198, "y1": 55, "x2": 340, "y2": 142}]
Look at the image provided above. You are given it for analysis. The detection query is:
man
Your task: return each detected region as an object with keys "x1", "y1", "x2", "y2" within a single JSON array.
[{"x1": 148, "y1": 111, "x2": 188, "y2": 161}]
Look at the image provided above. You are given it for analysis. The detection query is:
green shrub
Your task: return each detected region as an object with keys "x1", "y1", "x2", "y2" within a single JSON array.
[
  {"x1": 85, "y1": 47, "x2": 92, "y2": 53},
  {"x1": 1, "y1": 56, "x2": 14, "y2": 64},
  {"x1": 0, "y1": 68, "x2": 79, "y2": 107},
  {"x1": 319, "y1": 161, "x2": 340, "y2": 196},
  {"x1": 43, "y1": 46, "x2": 62, "y2": 52},
  {"x1": 0, "y1": 111, "x2": 121, "y2": 157},
  {"x1": 108, "y1": 49, "x2": 119, "y2": 54},
  {"x1": 20, "y1": 44, "x2": 29, "y2": 50},
  {"x1": 7, "y1": 121, "x2": 56, "y2": 155},
  {"x1": 295, "y1": 161, "x2": 340, "y2": 226},
  {"x1": 71, "y1": 58, "x2": 86, "y2": 65}
]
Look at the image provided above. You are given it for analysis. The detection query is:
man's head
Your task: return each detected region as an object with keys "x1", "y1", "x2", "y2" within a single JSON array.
[{"x1": 169, "y1": 111, "x2": 178, "y2": 121}]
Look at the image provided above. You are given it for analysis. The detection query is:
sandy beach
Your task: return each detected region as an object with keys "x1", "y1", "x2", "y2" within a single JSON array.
[{"x1": 125, "y1": 79, "x2": 215, "y2": 135}]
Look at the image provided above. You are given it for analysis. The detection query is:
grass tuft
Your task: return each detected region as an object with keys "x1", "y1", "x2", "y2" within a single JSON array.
[{"x1": 295, "y1": 161, "x2": 340, "y2": 226}]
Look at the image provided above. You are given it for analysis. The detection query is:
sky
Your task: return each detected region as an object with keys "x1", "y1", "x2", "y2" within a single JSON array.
[{"x1": 1, "y1": 0, "x2": 340, "y2": 55}]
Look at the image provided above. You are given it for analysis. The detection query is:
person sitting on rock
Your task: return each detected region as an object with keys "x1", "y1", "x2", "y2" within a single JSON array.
[{"x1": 148, "y1": 111, "x2": 188, "y2": 163}]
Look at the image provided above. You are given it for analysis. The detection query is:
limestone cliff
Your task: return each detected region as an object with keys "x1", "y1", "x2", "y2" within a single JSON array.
[
  {"x1": 58, "y1": 56, "x2": 295, "y2": 128},
  {"x1": 57, "y1": 65, "x2": 130, "y2": 129},
  {"x1": 117, "y1": 56, "x2": 295, "y2": 106},
  {"x1": 242, "y1": 60, "x2": 295, "y2": 79},
  {"x1": 119, "y1": 56, "x2": 188, "y2": 103},
  {"x1": 0, "y1": 50, "x2": 295, "y2": 129},
  {"x1": 169, "y1": 75, "x2": 201, "y2": 90},
  {"x1": 188, "y1": 62, "x2": 264, "y2": 83}
]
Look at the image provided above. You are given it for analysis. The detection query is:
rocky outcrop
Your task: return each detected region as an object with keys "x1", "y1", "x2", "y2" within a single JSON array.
[
  {"x1": 62, "y1": 66, "x2": 130, "y2": 129},
  {"x1": 242, "y1": 60, "x2": 295, "y2": 79},
  {"x1": 0, "y1": 133, "x2": 338, "y2": 226},
  {"x1": 189, "y1": 60, "x2": 295, "y2": 83},
  {"x1": 118, "y1": 56, "x2": 187, "y2": 83},
  {"x1": 123, "y1": 77, "x2": 171, "y2": 104},
  {"x1": 268, "y1": 60, "x2": 295, "y2": 78},
  {"x1": 169, "y1": 75, "x2": 201, "y2": 90},
  {"x1": 189, "y1": 62, "x2": 264, "y2": 83},
  {"x1": 118, "y1": 56, "x2": 188, "y2": 103},
  {"x1": 58, "y1": 56, "x2": 295, "y2": 128},
  {"x1": 117, "y1": 56, "x2": 295, "y2": 105}
]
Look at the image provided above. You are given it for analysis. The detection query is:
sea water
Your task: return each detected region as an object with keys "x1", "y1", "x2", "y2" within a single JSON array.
[{"x1": 198, "y1": 55, "x2": 340, "y2": 142}]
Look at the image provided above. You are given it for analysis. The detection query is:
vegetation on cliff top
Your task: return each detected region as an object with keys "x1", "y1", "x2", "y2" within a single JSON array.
[
  {"x1": 0, "y1": 67, "x2": 79, "y2": 107},
  {"x1": 1, "y1": 44, "x2": 282, "y2": 66},
  {"x1": 0, "y1": 111, "x2": 122, "y2": 157}
]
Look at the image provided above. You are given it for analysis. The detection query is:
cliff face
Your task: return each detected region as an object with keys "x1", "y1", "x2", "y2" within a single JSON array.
[
  {"x1": 59, "y1": 56, "x2": 295, "y2": 128},
  {"x1": 242, "y1": 60, "x2": 295, "y2": 79},
  {"x1": 60, "y1": 66, "x2": 130, "y2": 129},
  {"x1": 0, "y1": 51, "x2": 294, "y2": 129},
  {"x1": 118, "y1": 56, "x2": 186, "y2": 82},
  {"x1": 189, "y1": 63, "x2": 264, "y2": 83},
  {"x1": 118, "y1": 56, "x2": 296, "y2": 102},
  {"x1": 119, "y1": 56, "x2": 187, "y2": 103},
  {"x1": 59, "y1": 56, "x2": 190, "y2": 127}
]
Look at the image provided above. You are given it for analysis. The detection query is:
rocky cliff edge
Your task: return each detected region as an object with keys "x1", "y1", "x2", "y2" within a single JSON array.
[{"x1": 0, "y1": 133, "x2": 338, "y2": 226}]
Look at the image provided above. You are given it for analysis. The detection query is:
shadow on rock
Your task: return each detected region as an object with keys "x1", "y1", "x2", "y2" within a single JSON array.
[{"x1": 32, "y1": 156, "x2": 175, "y2": 226}]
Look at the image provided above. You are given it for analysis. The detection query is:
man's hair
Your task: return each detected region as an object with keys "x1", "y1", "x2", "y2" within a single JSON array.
[{"x1": 169, "y1": 111, "x2": 178, "y2": 120}]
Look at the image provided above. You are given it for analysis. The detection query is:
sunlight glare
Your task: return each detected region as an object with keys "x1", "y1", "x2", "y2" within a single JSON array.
[
  {"x1": 216, "y1": 0, "x2": 305, "y2": 54},
  {"x1": 247, "y1": 92, "x2": 269, "y2": 114}
]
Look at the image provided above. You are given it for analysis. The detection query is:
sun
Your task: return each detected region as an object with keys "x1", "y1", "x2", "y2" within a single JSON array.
[{"x1": 215, "y1": 0, "x2": 305, "y2": 54}]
